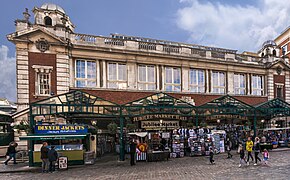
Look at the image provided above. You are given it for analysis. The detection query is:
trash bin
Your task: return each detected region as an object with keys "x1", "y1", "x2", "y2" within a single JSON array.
[{"x1": 58, "y1": 156, "x2": 68, "y2": 170}]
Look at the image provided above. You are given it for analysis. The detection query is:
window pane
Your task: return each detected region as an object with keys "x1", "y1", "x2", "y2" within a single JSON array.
[
  {"x1": 165, "y1": 85, "x2": 173, "y2": 91},
  {"x1": 173, "y1": 68, "x2": 181, "y2": 84},
  {"x1": 147, "y1": 66, "x2": 155, "y2": 82},
  {"x1": 87, "y1": 61, "x2": 96, "y2": 79},
  {"x1": 189, "y1": 70, "x2": 195, "y2": 85},
  {"x1": 87, "y1": 81, "x2": 96, "y2": 87},
  {"x1": 118, "y1": 64, "x2": 126, "y2": 81},
  {"x1": 76, "y1": 60, "x2": 85, "y2": 78},
  {"x1": 240, "y1": 75, "x2": 245, "y2": 88},
  {"x1": 138, "y1": 66, "x2": 146, "y2": 82},
  {"x1": 220, "y1": 73, "x2": 225, "y2": 86},
  {"x1": 148, "y1": 84, "x2": 156, "y2": 90},
  {"x1": 108, "y1": 82, "x2": 118, "y2": 88},
  {"x1": 173, "y1": 86, "x2": 181, "y2": 92},
  {"x1": 198, "y1": 70, "x2": 204, "y2": 85},
  {"x1": 76, "y1": 80, "x2": 86, "y2": 88},
  {"x1": 165, "y1": 67, "x2": 172, "y2": 83},
  {"x1": 108, "y1": 63, "x2": 117, "y2": 80},
  {"x1": 138, "y1": 83, "x2": 146, "y2": 90},
  {"x1": 212, "y1": 72, "x2": 218, "y2": 86}
]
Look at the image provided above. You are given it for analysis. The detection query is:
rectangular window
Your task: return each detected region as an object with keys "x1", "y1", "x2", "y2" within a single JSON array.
[
  {"x1": 165, "y1": 67, "x2": 181, "y2": 92},
  {"x1": 189, "y1": 69, "x2": 205, "y2": 93},
  {"x1": 234, "y1": 74, "x2": 246, "y2": 95},
  {"x1": 107, "y1": 62, "x2": 127, "y2": 88},
  {"x1": 212, "y1": 71, "x2": 225, "y2": 94},
  {"x1": 282, "y1": 45, "x2": 287, "y2": 55},
  {"x1": 75, "y1": 60, "x2": 96, "y2": 88},
  {"x1": 37, "y1": 73, "x2": 50, "y2": 95},
  {"x1": 138, "y1": 65, "x2": 156, "y2": 90},
  {"x1": 252, "y1": 75, "x2": 264, "y2": 95}
]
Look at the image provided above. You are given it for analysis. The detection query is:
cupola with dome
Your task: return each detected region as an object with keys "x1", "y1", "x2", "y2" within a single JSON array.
[{"x1": 32, "y1": 3, "x2": 75, "y2": 33}]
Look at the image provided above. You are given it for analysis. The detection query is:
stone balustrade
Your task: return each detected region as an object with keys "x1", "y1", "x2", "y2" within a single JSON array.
[{"x1": 71, "y1": 33, "x2": 262, "y2": 63}]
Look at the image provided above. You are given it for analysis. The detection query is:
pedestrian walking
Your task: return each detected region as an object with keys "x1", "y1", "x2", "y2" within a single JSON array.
[
  {"x1": 262, "y1": 149, "x2": 270, "y2": 166},
  {"x1": 209, "y1": 147, "x2": 215, "y2": 164},
  {"x1": 238, "y1": 144, "x2": 246, "y2": 168},
  {"x1": 48, "y1": 145, "x2": 58, "y2": 172},
  {"x1": 253, "y1": 137, "x2": 261, "y2": 166},
  {"x1": 129, "y1": 139, "x2": 137, "y2": 166},
  {"x1": 226, "y1": 138, "x2": 233, "y2": 159},
  {"x1": 41, "y1": 142, "x2": 49, "y2": 173},
  {"x1": 4, "y1": 142, "x2": 18, "y2": 165},
  {"x1": 246, "y1": 137, "x2": 254, "y2": 165}
]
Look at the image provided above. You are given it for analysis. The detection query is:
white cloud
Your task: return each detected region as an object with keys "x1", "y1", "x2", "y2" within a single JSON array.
[
  {"x1": 176, "y1": 0, "x2": 290, "y2": 52},
  {"x1": 0, "y1": 45, "x2": 16, "y2": 102}
]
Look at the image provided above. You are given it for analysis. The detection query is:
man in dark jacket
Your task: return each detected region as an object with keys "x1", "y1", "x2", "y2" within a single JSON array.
[
  {"x1": 41, "y1": 142, "x2": 49, "y2": 173},
  {"x1": 4, "y1": 142, "x2": 17, "y2": 165},
  {"x1": 129, "y1": 139, "x2": 137, "y2": 166},
  {"x1": 48, "y1": 145, "x2": 58, "y2": 172}
]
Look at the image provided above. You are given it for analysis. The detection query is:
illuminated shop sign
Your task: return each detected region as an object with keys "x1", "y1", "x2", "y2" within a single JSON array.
[
  {"x1": 35, "y1": 125, "x2": 88, "y2": 134},
  {"x1": 133, "y1": 114, "x2": 187, "y2": 121},
  {"x1": 205, "y1": 115, "x2": 248, "y2": 121}
]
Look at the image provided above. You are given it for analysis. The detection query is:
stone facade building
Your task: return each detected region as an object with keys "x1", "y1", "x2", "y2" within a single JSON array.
[{"x1": 7, "y1": 3, "x2": 290, "y2": 148}]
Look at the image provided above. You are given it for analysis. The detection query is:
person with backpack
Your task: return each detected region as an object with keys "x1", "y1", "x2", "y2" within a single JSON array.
[
  {"x1": 4, "y1": 142, "x2": 18, "y2": 165},
  {"x1": 226, "y1": 138, "x2": 233, "y2": 159},
  {"x1": 48, "y1": 145, "x2": 58, "y2": 172},
  {"x1": 238, "y1": 144, "x2": 246, "y2": 168},
  {"x1": 253, "y1": 137, "x2": 261, "y2": 166}
]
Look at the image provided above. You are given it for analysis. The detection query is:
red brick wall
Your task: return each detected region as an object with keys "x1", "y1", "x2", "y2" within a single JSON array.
[
  {"x1": 28, "y1": 52, "x2": 57, "y2": 103},
  {"x1": 75, "y1": 89, "x2": 268, "y2": 106},
  {"x1": 277, "y1": 38, "x2": 290, "y2": 57},
  {"x1": 273, "y1": 75, "x2": 285, "y2": 99}
]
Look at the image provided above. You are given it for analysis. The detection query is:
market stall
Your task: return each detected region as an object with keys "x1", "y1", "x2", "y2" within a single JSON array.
[{"x1": 20, "y1": 124, "x2": 89, "y2": 166}]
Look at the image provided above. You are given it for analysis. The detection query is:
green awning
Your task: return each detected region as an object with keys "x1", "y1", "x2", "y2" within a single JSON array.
[{"x1": 20, "y1": 134, "x2": 87, "y2": 140}]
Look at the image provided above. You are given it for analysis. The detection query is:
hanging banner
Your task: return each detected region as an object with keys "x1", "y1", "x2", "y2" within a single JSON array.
[{"x1": 35, "y1": 125, "x2": 88, "y2": 134}]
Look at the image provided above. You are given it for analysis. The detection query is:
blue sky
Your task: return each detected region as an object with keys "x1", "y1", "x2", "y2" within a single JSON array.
[{"x1": 0, "y1": 0, "x2": 289, "y2": 102}]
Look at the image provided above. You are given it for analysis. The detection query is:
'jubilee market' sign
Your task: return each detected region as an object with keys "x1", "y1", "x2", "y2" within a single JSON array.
[
  {"x1": 133, "y1": 114, "x2": 187, "y2": 122},
  {"x1": 35, "y1": 125, "x2": 88, "y2": 134}
]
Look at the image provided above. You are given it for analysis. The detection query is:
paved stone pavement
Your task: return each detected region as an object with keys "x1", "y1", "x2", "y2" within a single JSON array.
[{"x1": 1, "y1": 150, "x2": 290, "y2": 180}]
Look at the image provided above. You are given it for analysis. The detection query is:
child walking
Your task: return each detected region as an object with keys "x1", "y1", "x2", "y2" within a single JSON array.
[
  {"x1": 262, "y1": 149, "x2": 269, "y2": 166},
  {"x1": 209, "y1": 147, "x2": 215, "y2": 164},
  {"x1": 238, "y1": 144, "x2": 246, "y2": 168}
]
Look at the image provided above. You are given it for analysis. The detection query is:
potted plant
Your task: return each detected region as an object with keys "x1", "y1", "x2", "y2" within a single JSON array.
[
  {"x1": 107, "y1": 122, "x2": 118, "y2": 135},
  {"x1": 13, "y1": 121, "x2": 31, "y2": 135},
  {"x1": 126, "y1": 123, "x2": 136, "y2": 132}
]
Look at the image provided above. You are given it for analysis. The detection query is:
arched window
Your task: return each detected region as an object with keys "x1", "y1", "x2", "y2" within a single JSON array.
[
  {"x1": 273, "y1": 49, "x2": 276, "y2": 56},
  {"x1": 44, "y1": 16, "x2": 52, "y2": 26},
  {"x1": 261, "y1": 53, "x2": 264, "y2": 57}
]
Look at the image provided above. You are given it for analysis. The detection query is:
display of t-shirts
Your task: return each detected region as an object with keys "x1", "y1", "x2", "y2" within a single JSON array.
[{"x1": 189, "y1": 129, "x2": 195, "y2": 137}]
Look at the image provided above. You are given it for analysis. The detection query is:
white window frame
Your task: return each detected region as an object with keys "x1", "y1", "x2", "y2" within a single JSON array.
[
  {"x1": 75, "y1": 59, "x2": 96, "y2": 88},
  {"x1": 189, "y1": 69, "x2": 205, "y2": 93},
  {"x1": 211, "y1": 71, "x2": 225, "y2": 94},
  {"x1": 37, "y1": 72, "x2": 51, "y2": 96},
  {"x1": 107, "y1": 62, "x2": 127, "y2": 89},
  {"x1": 138, "y1": 65, "x2": 156, "y2": 90},
  {"x1": 165, "y1": 67, "x2": 181, "y2": 92},
  {"x1": 32, "y1": 65, "x2": 53, "y2": 96},
  {"x1": 252, "y1": 75, "x2": 264, "y2": 96},
  {"x1": 234, "y1": 74, "x2": 246, "y2": 95},
  {"x1": 282, "y1": 45, "x2": 287, "y2": 56}
]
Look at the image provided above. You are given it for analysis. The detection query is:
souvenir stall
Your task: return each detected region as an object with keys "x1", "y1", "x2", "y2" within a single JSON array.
[
  {"x1": 128, "y1": 132, "x2": 148, "y2": 161},
  {"x1": 147, "y1": 132, "x2": 170, "y2": 162}
]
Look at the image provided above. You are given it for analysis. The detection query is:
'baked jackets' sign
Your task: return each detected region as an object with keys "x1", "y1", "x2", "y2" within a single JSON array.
[{"x1": 35, "y1": 125, "x2": 88, "y2": 134}]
